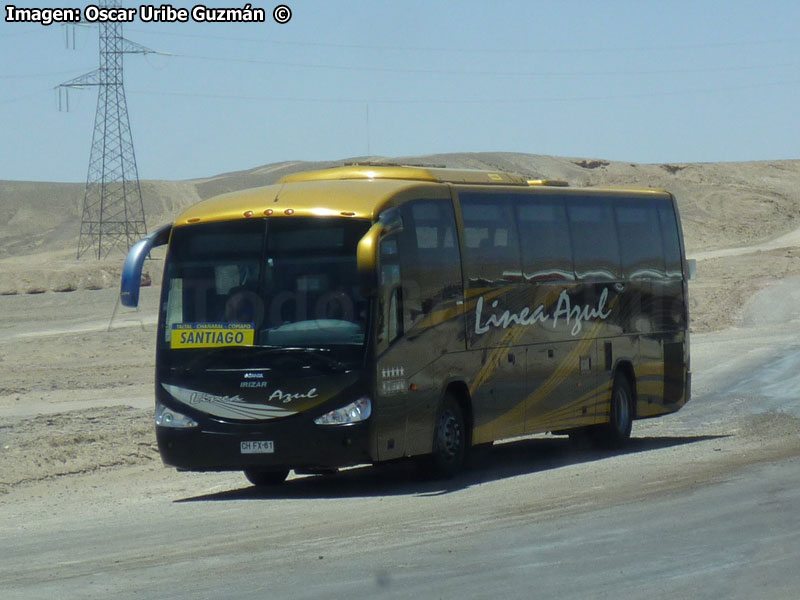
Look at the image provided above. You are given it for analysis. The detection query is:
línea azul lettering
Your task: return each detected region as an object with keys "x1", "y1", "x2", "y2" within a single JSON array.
[
  {"x1": 552, "y1": 288, "x2": 611, "y2": 335},
  {"x1": 474, "y1": 288, "x2": 611, "y2": 337},
  {"x1": 474, "y1": 297, "x2": 549, "y2": 334}
]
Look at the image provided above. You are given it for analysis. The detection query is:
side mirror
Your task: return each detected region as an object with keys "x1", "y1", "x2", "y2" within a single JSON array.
[
  {"x1": 356, "y1": 209, "x2": 402, "y2": 297},
  {"x1": 686, "y1": 258, "x2": 697, "y2": 281},
  {"x1": 120, "y1": 224, "x2": 172, "y2": 307}
]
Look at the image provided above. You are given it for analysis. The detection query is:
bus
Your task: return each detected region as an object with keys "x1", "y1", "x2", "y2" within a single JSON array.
[{"x1": 121, "y1": 164, "x2": 692, "y2": 485}]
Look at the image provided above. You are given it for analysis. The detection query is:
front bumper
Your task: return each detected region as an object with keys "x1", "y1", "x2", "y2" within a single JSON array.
[{"x1": 156, "y1": 418, "x2": 373, "y2": 472}]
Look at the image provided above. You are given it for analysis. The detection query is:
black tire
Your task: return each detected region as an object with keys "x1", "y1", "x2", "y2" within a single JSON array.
[
  {"x1": 243, "y1": 468, "x2": 289, "y2": 487},
  {"x1": 593, "y1": 375, "x2": 634, "y2": 448},
  {"x1": 425, "y1": 394, "x2": 467, "y2": 478}
]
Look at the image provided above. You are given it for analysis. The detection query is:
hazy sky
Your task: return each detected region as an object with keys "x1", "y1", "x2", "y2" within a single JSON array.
[{"x1": 1, "y1": 0, "x2": 799, "y2": 182}]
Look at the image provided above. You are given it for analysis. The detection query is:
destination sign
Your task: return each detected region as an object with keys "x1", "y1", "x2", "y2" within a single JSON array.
[{"x1": 170, "y1": 323, "x2": 255, "y2": 349}]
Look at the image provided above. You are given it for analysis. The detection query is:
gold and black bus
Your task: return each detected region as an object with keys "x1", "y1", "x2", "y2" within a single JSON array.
[{"x1": 121, "y1": 164, "x2": 691, "y2": 485}]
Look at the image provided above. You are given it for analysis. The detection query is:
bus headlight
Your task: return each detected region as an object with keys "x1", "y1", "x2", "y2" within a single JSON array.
[
  {"x1": 156, "y1": 403, "x2": 199, "y2": 428},
  {"x1": 314, "y1": 397, "x2": 372, "y2": 426}
]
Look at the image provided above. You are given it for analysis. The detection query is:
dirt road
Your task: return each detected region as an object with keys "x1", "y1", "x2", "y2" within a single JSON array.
[
  {"x1": 2, "y1": 235, "x2": 800, "y2": 598},
  {"x1": 1, "y1": 335, "x2": 799, "y2": 599}
]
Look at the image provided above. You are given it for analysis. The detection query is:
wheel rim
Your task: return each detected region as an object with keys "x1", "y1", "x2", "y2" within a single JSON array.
[{"x1": 438, "y1": 410, "x2": 462, "y2": 461}]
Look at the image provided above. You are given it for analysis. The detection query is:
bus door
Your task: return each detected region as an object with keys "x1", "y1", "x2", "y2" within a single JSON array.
[
  {"x1": 374, "y1": 234, "x2": 408, "y2": 460},
  {"x1": 373, "y1": 197, "x2": 465, "y2": 460}
]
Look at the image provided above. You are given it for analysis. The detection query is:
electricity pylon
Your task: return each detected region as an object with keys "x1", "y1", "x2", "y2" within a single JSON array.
[{"x1": 58, "y1": 1, "x2": 154, "y2": 259}]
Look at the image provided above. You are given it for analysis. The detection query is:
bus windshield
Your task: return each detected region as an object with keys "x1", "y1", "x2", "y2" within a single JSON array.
[{"x1": 160, "y1": 217, "x2": 371, "y2": 361}]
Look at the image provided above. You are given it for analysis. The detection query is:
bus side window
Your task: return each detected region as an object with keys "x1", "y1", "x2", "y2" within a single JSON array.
[
  {"x1": 386, "y1": 287, "x2": 402, "y2": 342},
  {"x1": 566, "y1": 197, "x2": 622, "y2": 281},
  {"x1": 615, "y1": 199, "x2": 665, "y2": 279},
  {"x1": 399, "y1": 199, "x2": 462, "y2": 330},
  {"x1": 516, "y1": 195, "x2": 575, "y2": 282},
  {"x1": 658, "y1": 206, "x2": 683, "y2": 279},
  {"x1": 458, "y1": 192, "x2": 522, "y2": 285}
]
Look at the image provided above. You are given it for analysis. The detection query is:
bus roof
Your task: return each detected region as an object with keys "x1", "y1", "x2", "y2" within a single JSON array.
[
  {"x1": 173, "y1": 165, "x2": 671, "y2": 227},
  {"x1": 174, "y1": 177, "x2": 441, "y2": 226},
  {"x1": 278, "y1": 164, "x2": 530, "y2": 186}
]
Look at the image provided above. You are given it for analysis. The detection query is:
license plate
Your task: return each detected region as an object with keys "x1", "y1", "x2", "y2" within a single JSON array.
[{"x1": 240, "y1": 441, "x2": 274, "y2": 454}]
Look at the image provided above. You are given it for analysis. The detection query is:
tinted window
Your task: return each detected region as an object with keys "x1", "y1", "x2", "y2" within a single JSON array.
[
  {"x1": 566, "y1": 197, "x2": 621, "y2": 280},
  {"x1": 169, "y1": 220, "x2": 264, "y2": 262},
  {"x1": 658, "y1": 205, "x2": 683, "y2": 278},
  {"x1": 412, "y1": 202, "x2": 457, "y2": 250},
  {"x1": 162, "y1": 218, "x2": 371, "y2": 350},
  {"x1": 410, "y1": 201, "x2": 458, "y2": 255},
  {"x1": 517, "y1": 195, "x2": 574, "y2": 281},
  {"x1": 615, "y1": 200, "x2": 665, "y2": 278},
  {"x1": 398, "y1": 199, "x2": 463, "y2": 328},
  {"x1": 458, "y1": 191, "x2": 522, "y2": 284},
  {"x1": 164, "y1": 220, "x2": 265, "y2": 330},
  {"x1": 378, "y1": 237, "x2": 403, "y2": 345}
]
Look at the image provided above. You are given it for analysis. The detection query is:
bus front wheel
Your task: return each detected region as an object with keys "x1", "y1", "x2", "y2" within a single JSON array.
[{"x1": 243, "y1": 468, "x2": 289, "y2": 487}]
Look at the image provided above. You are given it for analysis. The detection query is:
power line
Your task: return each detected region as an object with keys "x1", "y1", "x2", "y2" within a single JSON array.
[
  {"x1": 127, "y1": 77, "x2": 800, "y2": 106},
  {"x1": 8, "y1": 51, "x2": 795, "y2": 81},
  {"x1": 0, "y1": 27, "x2": 47, "y2": 38},
  {"x1": 0, "y1": 69, "x2": 93, "y2": 80},
  {"x1": 125, "y1": 28, "x2": 798, "y2": 55},
  {"x1": 168, "y1": 52, "x2": 800, "y2": 79},
  {"x1": 0, "y1": 89, "x2": 51, "y2": 105}
]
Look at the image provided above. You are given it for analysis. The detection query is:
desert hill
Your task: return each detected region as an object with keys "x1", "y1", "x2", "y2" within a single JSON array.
[
  {"x1": 161, "y1": 152, "x2": 800, "y2": 256},
  {"x1": 2, "y1": 152, "x2": 800, "y2": 331},
  {"x1": 4, "y1": 152, "x2": 800, "y2": 260}
]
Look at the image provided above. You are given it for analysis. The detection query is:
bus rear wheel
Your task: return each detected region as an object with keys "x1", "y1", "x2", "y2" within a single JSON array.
[
  {"x1": 243, "y1": 468, "x2": 289, "y2": 487},
  {"x1": 424, "y1": 394, "x2": 467, "y2": 478},
  {"x1": 594, "y1": 375, "x2": 633, "y2": 448}
]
